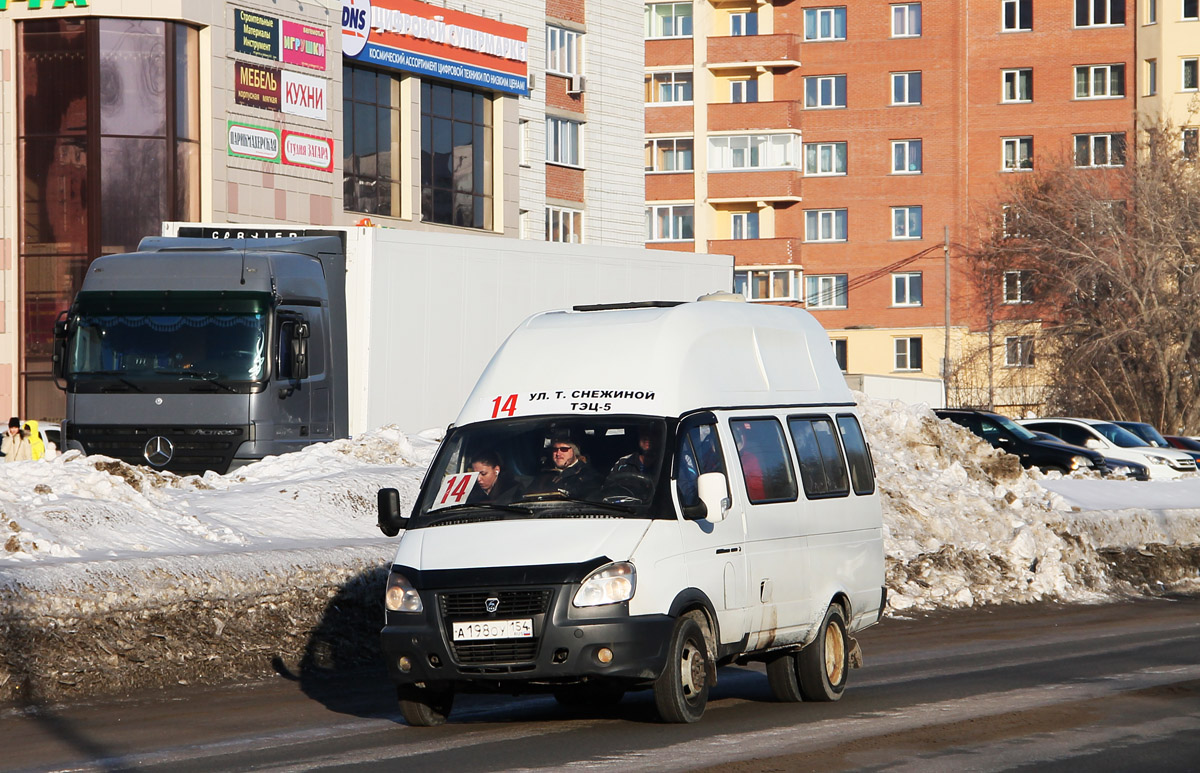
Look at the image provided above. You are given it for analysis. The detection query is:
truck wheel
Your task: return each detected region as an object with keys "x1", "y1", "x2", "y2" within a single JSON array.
[
  {"x1": 765, "y1": 651, "x2": 803, "y2": 702},
  {"x1": 397, "y1": 685, "x2": 454, "y2": 726},
  {"x1": 798, "y1": 604, "x2": 848, "y2": 702},
  {"x1": 653, "y1": 613, "x2": 710, "y2": 723}
]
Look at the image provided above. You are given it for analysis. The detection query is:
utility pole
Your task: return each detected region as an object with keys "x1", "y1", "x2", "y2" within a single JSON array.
[{"x1": 943, "y1": 226, "x2": 951, "y2": 383}]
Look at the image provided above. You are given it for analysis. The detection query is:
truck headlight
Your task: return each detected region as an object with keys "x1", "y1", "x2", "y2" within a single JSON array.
[
  {"x1": 384, "y1": 570, "x2": 423, "y2": 613},
  {"x1": 573, "y1": 562, "x2": 636, "y2": 607}
]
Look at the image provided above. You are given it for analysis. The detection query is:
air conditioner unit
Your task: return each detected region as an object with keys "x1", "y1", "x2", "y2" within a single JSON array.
[{"x1": 567, "y1": 75, "x2": 586, "y2": 94}]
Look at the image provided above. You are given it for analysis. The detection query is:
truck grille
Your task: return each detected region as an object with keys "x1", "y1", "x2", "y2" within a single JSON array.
[
  {"x1": 438, "y1": 588, "x2": 553, "y2": 667},
  {"x1": 69, "y1": 425, "x2": 245, "y2": 475}
]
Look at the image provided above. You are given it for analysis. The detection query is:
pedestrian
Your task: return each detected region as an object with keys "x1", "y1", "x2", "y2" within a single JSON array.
[
  {"x1": 2, "y1": 417, "x2": 32, "y2": 462},
  {"x1": 24, "y1": 420, "x2": 45, "y2": 460}
]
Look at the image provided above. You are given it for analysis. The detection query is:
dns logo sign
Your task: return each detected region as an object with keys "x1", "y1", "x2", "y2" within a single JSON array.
[{"x1": 341, "y1": 0, "x2": 372, "y2": 58}]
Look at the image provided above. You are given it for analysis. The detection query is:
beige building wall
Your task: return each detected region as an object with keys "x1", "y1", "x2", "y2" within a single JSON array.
[{"x1": 1137, "y1": 0, "x2": 1200, "y2": 131}]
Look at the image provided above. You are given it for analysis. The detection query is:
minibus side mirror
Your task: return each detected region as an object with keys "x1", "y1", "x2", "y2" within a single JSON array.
[
  {"x1": 698, "y1": 472, "x2": 730, "y2": 523},
  {"x1": 378, "y1": 488, "x2": 407, "y2": 536}
]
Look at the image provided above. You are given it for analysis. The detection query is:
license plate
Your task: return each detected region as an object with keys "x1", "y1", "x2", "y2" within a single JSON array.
[{"x1": 452, "y1": 619, "x2": 534, "y2": 641}]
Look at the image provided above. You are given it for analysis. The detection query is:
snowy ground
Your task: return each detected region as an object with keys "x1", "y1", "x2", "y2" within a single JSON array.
[{"x1": 2, "y1": 396, "x2": 1198, "y2": 703}]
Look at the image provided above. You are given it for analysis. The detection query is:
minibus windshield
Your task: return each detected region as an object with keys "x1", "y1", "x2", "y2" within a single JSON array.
[{"x1": 413, "y1": 415, "x2": 669, "y2": 523}]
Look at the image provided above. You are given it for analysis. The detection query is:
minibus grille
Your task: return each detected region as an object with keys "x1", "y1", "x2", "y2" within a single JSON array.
[{"x1": 439, "y1": 588, "x2": 553, "y2": 666}]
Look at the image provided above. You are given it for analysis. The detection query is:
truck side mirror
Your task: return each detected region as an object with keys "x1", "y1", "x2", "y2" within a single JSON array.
[
  {"x1": 378, "y1": 487, "x2": 407, "y2": 536},
  {"x1": 52, "y1": 314, "x2": 69, "y2": 381},
  {"x1": 698, "y1": 472, "x2": 730, "y2": 523}
]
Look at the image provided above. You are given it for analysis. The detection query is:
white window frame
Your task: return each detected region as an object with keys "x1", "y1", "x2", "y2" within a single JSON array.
[
  {"x1": 805, "y1": 74, "x2": 847, "y2": 109},
  {"x1": 1075, "y1": 64, "x2": 1126, "y2": 98},
  {"x1": 1075, "y1": 0, "x2": 1124, "y2": 26},
  {"x1": 1146, "y1": 59, "x2": 1158, "y2": 95},
  {"x1": 804, "y1": 141, "x2": 847, "y2": 175},
  {"x1": 646, "y1": 204, "x2": 694, "y2": 241},
  {"x1": 831, "y1": 338, "x2": 848, "y2": 371},
  {"x1": 1004, "y1": 335, "x2": 1035, "y2": 368},
  {"x1": 1184, "y1": 127, "x2": 1199, "y2": 159},
  {"x1": 546, "y1": 26, "x2": 582, "y2": 77},
  {"x1": 806, "y1": 274, "x2": 848, "y2": 308},
  {"x1": 1186, "y1": 0, "x2": 1199, "y2": 20},
  {"x1": 894, "y1": 336, "x2": 922, "y2": 371},
  {"x1": 546, "y1": 206, "x2": 583, "y2": 243},
  {"x1": 891, "y1": 139, "x2": 922, "y2": 173},
  {"x1": 645, "y1": 2, "x2": 693, "y2": 39},
  {"x1": 804, "y1": 209, "x2": 848, "y2": 242},
  {"x1": 1184, "y1": 58, "x2": 1199, "y2": 91},
  {"x1": 645, "y1": 137, "x2": 694, "y2": 172},
  {"x1": 730, "y1": 211, "x2": 760, "y2": 240},
  {"x1": 734, "y1": 267, "x2": 800, "y2": 301},
  {"x1": 1074, "y1": 132, "x2": 1126, "y2": 167},
  {"x1": 892, "y1": 206, "x2": 923, "y2": 239},
  {"x1": 708, "y1": 134, "x2": 800, "y2": 171},
  {"x1": 730, "y1": 78, "x2": 759, "y2": 103},
  {"x1": 546, "y1": 116, "x2": 582, "y2": 167},
  {"x1": 1002, "y1": 68, "x2": 1032, "y2": 102},
  {"x1": 804, "y1": 7, "x2": 847, "y2": 41},
  {"x1": 646, "y1": 71, "x2": 694, "y2": 105},
  {"x1": 1003, "y1": 136, "x2": 1033, "y2": 171},
  {"x1": 1147, "y1": 0, "x2": 1158, "y2": 22},
  {"x1": 1002, "y1": 0, "x2": 1032, "y2": 30},
  {"x1": 892, "y1": 271, "x2": 923, "y2": 306},
  {"x1": 730, "y1": 11, "x2": 758, "y2": 36},
  {"x1": 1003, "y1": 269, "x2": 1033, "y2": 303},
  {"x1": 891, "y1": 3, "x2": 922, "y2": 37},
  {"x1": 891, "y1": 71, "x2": 922, "y2": 105}
]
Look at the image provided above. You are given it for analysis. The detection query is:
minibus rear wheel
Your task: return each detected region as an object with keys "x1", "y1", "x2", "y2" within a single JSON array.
[
  {"x1": 653, "y1": 612, "x2": 711, "y2": 723},
  {"x1": 798, "y1": 604, "x2": 848, "y2": 702},
  {"x1": 397, "y1": 685, "x2": 454, "y2": 726}
]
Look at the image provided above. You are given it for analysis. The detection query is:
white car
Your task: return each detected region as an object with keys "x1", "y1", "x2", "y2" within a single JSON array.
[{"x1": 1017, "y1": 417, "x2": 1197, "y2": 480}]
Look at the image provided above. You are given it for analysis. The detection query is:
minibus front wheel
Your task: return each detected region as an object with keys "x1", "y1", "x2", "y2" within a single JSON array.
[
  {"x1": 653, "y1": 611, "x2": 711, "y2": 723},
  {"x1": 398, "y1": 684, "x2": 455, "y2": 726}
]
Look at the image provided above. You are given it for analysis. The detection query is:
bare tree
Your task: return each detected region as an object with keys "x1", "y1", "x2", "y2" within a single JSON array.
[{"x1": 963, "y1": 116, "x2": 1200, "y2": 433}]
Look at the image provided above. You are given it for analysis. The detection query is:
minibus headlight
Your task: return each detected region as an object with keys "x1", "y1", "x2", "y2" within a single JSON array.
[
  {"x1": 573, "y1": 562, "x2": 636, "y2": 607},
  {"x1": 384, "y1": 570, "x2": 423, "y2": 613}
]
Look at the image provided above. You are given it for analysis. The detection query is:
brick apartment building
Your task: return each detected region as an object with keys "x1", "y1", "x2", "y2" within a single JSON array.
[{"x1": 645, "y1": 0, "x2": 1194, "y2": 411}]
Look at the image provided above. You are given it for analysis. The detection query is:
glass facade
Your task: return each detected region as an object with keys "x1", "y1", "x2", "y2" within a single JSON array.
[{"x1": 420, "y1": 81, "x2": 494, "y2": 229}]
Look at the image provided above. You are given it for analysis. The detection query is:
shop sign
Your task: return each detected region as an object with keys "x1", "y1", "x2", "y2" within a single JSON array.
[
  {"x1": 235, "y1": 7, "x2": 280, "y2": 61},
  {"x1": 235, "y1": 61, "x2": 281, "y2": 111},
  {"x1": 281, "y1": 70, "x2": 327, "y2": 120},
  {"x1": 228, "y1": 121, "x2": 281, "y2": 163},
  {"x1": 281, "y1": 20, "x2": 327, "y2": 71},
  {"x1": 341, "y1": 0, "x2": 529, "y2": 97},
  {"x1": 282, "y1": 130, "x2": 333, "y2": 172},
  {"x1": 0, "y1": 0, "x2": 88, "y2": 10}
]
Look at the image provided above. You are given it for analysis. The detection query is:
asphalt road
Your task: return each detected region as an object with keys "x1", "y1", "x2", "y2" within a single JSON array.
[{"x1": 3, "y1": 596, "x2": 1199, "y2": 772}]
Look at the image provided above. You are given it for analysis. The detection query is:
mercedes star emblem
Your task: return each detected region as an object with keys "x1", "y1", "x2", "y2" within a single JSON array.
[
  {"x1": 143, "y1": 436, "x2": 174, "y2": 467},
  {"x1": 485, "y1": 597, "x2": 500, "y2": 613}
]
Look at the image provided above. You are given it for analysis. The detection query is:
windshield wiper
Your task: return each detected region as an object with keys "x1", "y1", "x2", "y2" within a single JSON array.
[
  {"x1": 519, "y1": 491, "x2": 637, "y2": 514},
  {"x1": 422, "y1": 502, "x2": 537, "y2": 526},
  {"x1": 79, "y1": 370, "x2": 143, "y2": 392},
  {"x1": 154, "y1": 369, "x2": 239, "y2": 394}
]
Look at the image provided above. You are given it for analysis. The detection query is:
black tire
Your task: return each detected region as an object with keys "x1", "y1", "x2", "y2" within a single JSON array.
[
  {"x1": 653, "y1": 613, "x2": 711, "y2": 723},
  {"x1": 553, "y1": 683, "x2": 626, "y2": 708},
  {"x1": 798, "y1": 604, "x2": 849, "y2": 702},
  {"x1": 765, "y1": 651, "x2": 804, "y2": 702},
  {"x1": 397, "y1": 685, "x2": 454, "y2": 727}
]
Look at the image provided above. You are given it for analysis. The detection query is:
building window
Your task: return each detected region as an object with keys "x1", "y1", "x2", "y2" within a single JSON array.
[
  {"x1": 1146, "y1": 59, "x2": 1158, "y2": 95},
  {"x1": 806, "y1": 274, "x2": 849, "y2": 308},
  {"x1": 421, "y1": 82, "x2": 493, "y2": 229},
  {"x1": 1004, "y1": 336, "x2": 1035, "y2": 367},
  {"x1": 1003, "y1": 0, "x2": 1033, "y2": 30},
  {"x1": 892, "y1": 272, "x2": 923, "y2": 306},
  {"x1": 709, "y1": 134, "x2": 799, "y2": 170},
  {"x1": 805, "y1": 141, "x2": 848, "y2": 175},
  {"x1": 546, "y1": 26, "x2": 582, "y2": 77},
  {"x1": 1075, "y1": 0, "x2": 1125, "y2": 26},
  {"x1": 1002, "y1": 205, "x2": 1029, "y2": 238},
  {"x1": 1002, "y1": 68, "x2": 1033, "y2": 102},
  {"x1": 646, "y1": 2, "x2": 693, "y2": 38},
  {"x1": 645, "y1": 71, "x2": 693, "y2": 104},
  {"x1": 731, "y1": 79, "x2": 759, "y2": 103},
  {"x1": 892, "y1": 206, "x2": 923, "y2": 239},
  {"x1": 1004, "y1": 270, "x2": 1033, "y2": 303},
  {"x1": 734, "y1": 267, "x2": 800, "y2": 300},
  {"x1": 345, "y1": 65, "x2": 403, "y2": 218},
  {"x1": 645, "y1": 138, "x2": 694, "y2": 171},
  {"x1": 831, "y1": 339, "x2": 848, "y2": 371},
  {"x1": 804, "y1": 7, "x2": 847, "y2": 40},
  {"x1": 1184, "y1": 128, "x2": 1199, "y2": 159},
  {"x1": 546, "y1": 116, "x2": 582, "y2": 166},
  {"x1": 1148, "y1": 0, "x2": 1158, "y2": 22},
  {"x1": 891, "y1": 71, "x2": 922, "y2": 105},
  {"x1": 805, "y1": 75, "x2": 847, "y2": 108},
  {"x1": 1003, "y1": 137, "x2": 1034, "y2": 170},
  {"x1": 805, "y1": 209, "x2": 848, "y2": 242},
  {"x1": 647, "y1": 204, "x2": 694, "y2": 241},
  {"x1": 892, "y1": 139, "x2": 922, "y2": 173},
  {"x1": 894, "y1": 337, "x2": 923, "y2": 371},
  {"x1": 731, "y1": 211, "x2": 760, "y2": 239},
  {"x1": 1075, "y1": 64, "x2": 1126, "y2": 98},
  {"x1": 1186, "y1": 0, "x2": 1199, "y2": 19},
  {"x1": 730, "y1": 11, "x2": 759, "y2": 35},
  {"x1": 546, "y1": 206, "x2": 583, "y2": 243},
  {"x1": 891, "y1": 3, "x2": 922, "y2": 37},
  {"x1": 1184, "y1": 58, "x2": 1199, "y2": 91},
  {"x1": 1074, "y1": 132, "x2": 1126, "y2": 167}
]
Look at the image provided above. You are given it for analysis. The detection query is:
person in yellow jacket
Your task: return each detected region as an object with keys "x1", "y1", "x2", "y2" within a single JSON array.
[
  {"x1": 24, "y1": 420, "x2": 45, "y2": 460},
  {"x1": 2, "y1": 417, "x2": 31, "y2": 462}
]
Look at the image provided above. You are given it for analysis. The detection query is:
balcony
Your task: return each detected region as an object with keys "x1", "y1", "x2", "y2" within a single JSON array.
[
  {"x1": 707, "y1": 34, "x2": 801, "y2": 70},
  {"x1": 707, "y1": 237, "x2": 803, "y2": 266},
  {"x1": 646, "y1": 104, "x2": 694, "y2": 135},
  {"x1": 646, "y1": 38, "x2": 693, "y2": 68},
  {"x1": 708, "y1": 101, "x2": 801, "y2": 132},
  {"x1": 707, "y1": 169, "x2": 803, "y2": 202},
  {"x1": 646, "y1": 172, "x2": 695, "y2": 201}
]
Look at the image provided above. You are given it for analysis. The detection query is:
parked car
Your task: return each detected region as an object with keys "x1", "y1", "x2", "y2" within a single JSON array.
[
  {"x1": 1117, "y1": 421, "x2": 1200, "y2": 463},
  {"x1": 1025, "y1": 429, "x2": 1150, "y2": 480},
  {"x1": 1017, "y1": 418, "x2": 1197, "y2": 479},
  {"x1": 1165, "y1": 435, "x2": 1200, "y2": 457},
  {"x1": 935, "y1": 409, "x2": 1107, "y2": 475}
]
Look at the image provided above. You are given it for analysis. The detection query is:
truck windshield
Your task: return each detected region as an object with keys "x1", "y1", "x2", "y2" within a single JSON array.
[
  {"x1": 67, "y1": 292, "x2": 271, "y2": 386},
  {"x1": 413, "y1": 415, "x2": 670, "y2": 524}
]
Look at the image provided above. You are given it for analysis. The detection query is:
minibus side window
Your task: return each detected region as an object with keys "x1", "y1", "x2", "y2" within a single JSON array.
[
  {"x1": 788, "y1": 416, "x2": 850, "y2": 498},
  {"x1": 836, "y1": 414, "x2": 876, "y2": 495},
  {"x1": 676, "y1": 422, "x2": 727, "y2": 514},
  {"x1": 730, "y1": 418, "x2": 798, "y2": 504}
]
